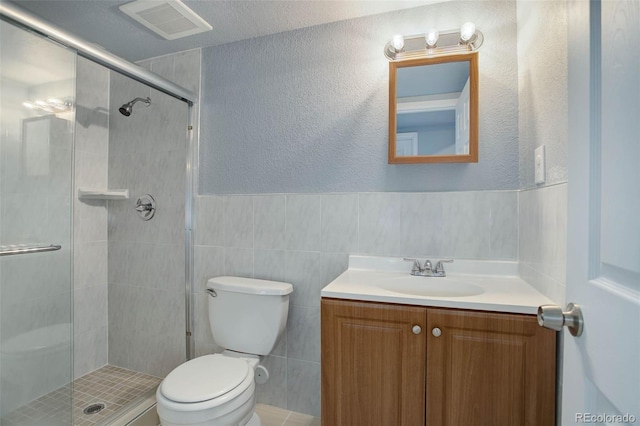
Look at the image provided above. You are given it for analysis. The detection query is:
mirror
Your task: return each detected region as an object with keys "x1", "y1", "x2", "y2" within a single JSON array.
[{"x1": 389, "y1": 53, "x2": 478, "y2": 164}]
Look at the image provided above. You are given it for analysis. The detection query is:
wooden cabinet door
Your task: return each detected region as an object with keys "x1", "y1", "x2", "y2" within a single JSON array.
[
  {"x1": 321, "y1": 299, "x2": 427, "y2": 426},
  {"x1": 426, "y1": 308, "x2": 556, "y2": 426}
]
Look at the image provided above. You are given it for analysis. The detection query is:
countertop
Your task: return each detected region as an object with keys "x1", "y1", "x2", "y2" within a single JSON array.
[{"x1": 320, "y1": 256, "x2": 555, "y2": 315}]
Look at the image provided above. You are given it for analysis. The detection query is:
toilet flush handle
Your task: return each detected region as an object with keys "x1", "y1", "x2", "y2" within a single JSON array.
[{"x1": 205, "y1": 288, "x2": 217, "y2": 297}]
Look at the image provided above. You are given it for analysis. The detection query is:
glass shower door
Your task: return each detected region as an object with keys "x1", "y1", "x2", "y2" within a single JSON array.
[{"x1": 0, "y1": 19, "x2": 75, "y2": 425}]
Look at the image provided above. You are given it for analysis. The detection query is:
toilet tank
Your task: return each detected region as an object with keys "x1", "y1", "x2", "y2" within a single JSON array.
[{"x1": 207, "y1": 276, "x2": 293, "y2": 355}]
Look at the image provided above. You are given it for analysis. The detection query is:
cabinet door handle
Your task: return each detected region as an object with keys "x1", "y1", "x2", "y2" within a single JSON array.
[
  {"x1": 432, "y1": 327, "x2": 442, "y2": 337},
  {"x1": 412, "y1": 325, "x2": 422, "y2": 335}
]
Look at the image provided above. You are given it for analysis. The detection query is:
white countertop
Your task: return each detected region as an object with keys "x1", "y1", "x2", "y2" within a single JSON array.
[{"x1": 320, "y1": 256, "x2": 554, "y2": 315}]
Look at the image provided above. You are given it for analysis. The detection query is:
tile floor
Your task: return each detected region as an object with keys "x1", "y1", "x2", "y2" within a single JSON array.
[
  {"x1": 2, "y1": 366, "x2": 319, "y2": 426},
  {"x1": 1, "y1": 365, "x2": 161, "y2": 426},
  {"x1": 255, "y1": 404, "x2": 321, "y2": 426}
]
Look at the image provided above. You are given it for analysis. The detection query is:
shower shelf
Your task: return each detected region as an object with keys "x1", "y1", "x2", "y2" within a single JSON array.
[{"x1": 78, "y1": 188, "x2": 129, "y2": 200}]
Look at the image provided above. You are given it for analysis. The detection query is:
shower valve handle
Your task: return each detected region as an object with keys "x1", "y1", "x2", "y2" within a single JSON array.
[
  {"x1": 135, "y1": 202, "x2": 153, "y2": 212},
  {"x1": 134, "y1": 194, "x2": 156, "y2": 220}
]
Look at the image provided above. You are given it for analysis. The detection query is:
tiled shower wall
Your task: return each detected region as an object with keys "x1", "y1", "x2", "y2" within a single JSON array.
[
  {"x1": 72, "y1": 50, "x2": 200, "y2": 378},
  {"x1": 73, "y1": 57, "x2": 110, "y2": 378},
  {"x1": 106, "y1": 49, "x2": 200, "y2": 377},
  {"x1": 194, "y1": 190, "x2": 518, "y2": 416}
]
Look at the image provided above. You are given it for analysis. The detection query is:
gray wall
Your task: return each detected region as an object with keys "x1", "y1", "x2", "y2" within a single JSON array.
[
  {"x1": 73, "y1": 57, "x2": 110, "y2": 378},
  {"x1": 517, "y1": 0, "x2": 568, "y2": 189},
  {"x1": 192, "y1": 0, "x2": 522, "y2": 416},
  {"x1": 194, "y1": 189, "x2": 518, "y2": 416},
  {"x1": 518, "y1": 184, "x2": 567, "y2": 305},
  {"x1": 107, "y1": 50, "x2": 199, "y2": 377},
  {"x1": 191, "y1": 0, "x2": 573, "y2": 416},
  {"x1": 516, "y1": 0, "x2": 568, "y2": 304},
  {"x1": 199, "y1": 0, "x2": 519, "y2": 194}
]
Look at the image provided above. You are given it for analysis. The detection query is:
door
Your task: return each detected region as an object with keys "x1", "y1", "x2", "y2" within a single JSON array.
[
  {"x1": 563, "y1": 0, "x2": 639, "y2": 423},
  {"x1": 0, "y1": 19, "x2": 75, "y2": 424},
  {"x1": 455, "y1": 78, "x2": 470, "y2": 155},
  {"x1": 396, "y1": 132, "x2": 419, "y2": 156}
]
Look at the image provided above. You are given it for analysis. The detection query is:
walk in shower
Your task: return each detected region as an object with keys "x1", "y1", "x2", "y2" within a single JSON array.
[{"x1": 1, "y1": 4, "x2": 196, "y2": 425}]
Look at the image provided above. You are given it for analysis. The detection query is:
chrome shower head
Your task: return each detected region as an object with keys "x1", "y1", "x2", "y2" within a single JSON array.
[{"x1": 119, "y1": 97, "x2": 151, "y2": 117}]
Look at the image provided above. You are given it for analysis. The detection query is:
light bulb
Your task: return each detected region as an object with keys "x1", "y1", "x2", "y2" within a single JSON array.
[
  {"x1": 425, "y1": 29, "x2": 439, "y2": 48},
  {"x1": 392, "y1": 34, "x2": 405, "y2": 51},
  {"x1": 460, "y1": 22, "x2": 476, "y2": 42}
]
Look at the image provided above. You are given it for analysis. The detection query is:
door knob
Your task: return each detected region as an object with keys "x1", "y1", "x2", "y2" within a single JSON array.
[
  {"x1": 537, "y1": 303, "x2": 584, "y2": 336},
  {"x1": 412, "y1": 325, "x2": 422, "y2": 335}
]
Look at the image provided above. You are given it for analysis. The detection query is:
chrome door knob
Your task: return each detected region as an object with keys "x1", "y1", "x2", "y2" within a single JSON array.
[
  {"x1": 537, "y1": 303, "x2": 584, "y2": 336},
  {"x1": 412, "y1": 325, "x2": 422, "y2": 335},
  {"x1": 432, "y1": 327, "x2": 442, "y2": 337}
]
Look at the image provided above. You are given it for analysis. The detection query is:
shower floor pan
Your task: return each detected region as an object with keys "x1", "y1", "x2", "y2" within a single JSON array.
[{"x1": 2, "y1": 365, "x2": 161, "y2": 426}]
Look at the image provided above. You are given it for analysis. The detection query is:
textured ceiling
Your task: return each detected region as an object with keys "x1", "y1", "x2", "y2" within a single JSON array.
[{"x1": 9, "y1": 0, "x2": 449, "y2": 62}]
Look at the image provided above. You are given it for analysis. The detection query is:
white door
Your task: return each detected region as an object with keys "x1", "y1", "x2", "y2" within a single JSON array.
[
  {"x1": 395, "y1": 132, "x2": 418, "y2": 156},
  {"x1": 563, "y1": 0, "x2": 639, "y2": 424},
  {"x1": 454, "y1": 77, "x2": 470, "y2": 155}
]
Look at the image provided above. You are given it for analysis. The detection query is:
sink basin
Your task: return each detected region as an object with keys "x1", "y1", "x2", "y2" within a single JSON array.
[{"x1": 375, "y1": 276, "x2": 485, "y2": 298}]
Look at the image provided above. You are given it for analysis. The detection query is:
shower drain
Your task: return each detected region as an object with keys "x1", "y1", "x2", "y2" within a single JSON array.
[{"x1": 83, "y1": 403, "x2": 106, "y2": 415}]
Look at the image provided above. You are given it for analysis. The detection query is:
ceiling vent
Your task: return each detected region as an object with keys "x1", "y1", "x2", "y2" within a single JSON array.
[{"x1": 119, "y1": 0, "x2": 212, "y2": 40}]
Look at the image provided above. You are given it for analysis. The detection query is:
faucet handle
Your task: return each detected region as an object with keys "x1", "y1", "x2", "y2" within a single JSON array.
[
  {"x1": 434, "y1": 259, "x2": 454, "y2": 273},
  {"x1": 423, "y1": 259, "x2": 433, "y2": 271},
  {"x1": 403, "y1": 258, "x2": 422, "y2": 273}
]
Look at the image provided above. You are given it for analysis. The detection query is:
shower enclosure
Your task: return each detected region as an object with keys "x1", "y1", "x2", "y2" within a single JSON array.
[
  {"x1": 0, "y1": 20, "x2": 75, "y2": 425},
  {"x1": 1, "y1": 5, "x2": 196, "y2": 425}
]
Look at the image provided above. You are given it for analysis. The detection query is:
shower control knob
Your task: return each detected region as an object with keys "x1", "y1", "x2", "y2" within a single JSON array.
[
  {"x1": 412, "y1": 325, "x2": 422, "y2": 335},
  {"x1": 432, "y1": 327, "x2": 442, "y2": 337}
]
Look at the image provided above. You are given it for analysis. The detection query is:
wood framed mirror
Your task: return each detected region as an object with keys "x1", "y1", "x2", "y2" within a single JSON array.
[{"x1": 389, "y1": 52, "x2": 478, "y2": 164}]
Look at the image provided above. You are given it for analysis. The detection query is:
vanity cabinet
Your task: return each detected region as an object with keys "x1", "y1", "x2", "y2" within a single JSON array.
[
  {"x1": 321, "y1": 298, "x2": 556, "y2": 426},
  {"x1": 321, "y1": 299, "x2": 427, "y2": 425}
]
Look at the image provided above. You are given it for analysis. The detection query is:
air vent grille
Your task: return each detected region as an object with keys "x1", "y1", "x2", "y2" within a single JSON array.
[{"x1": 119, "y1": 0, "x2": 212, "y2": 40}]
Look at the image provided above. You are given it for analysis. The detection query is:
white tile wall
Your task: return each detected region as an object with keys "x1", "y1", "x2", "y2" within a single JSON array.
[
  {"x1": 518, "y1": 183, "x2": 568, "y2": 304},
  {"x1": 73, "y1": 57, "x2": 110, "y2": 378},
  {"x1": 194, "y1": 189, "x2": 518, "y2": 416},
  {"x1": 107, "y1": 50, "x2": 199, "y2": 378}
]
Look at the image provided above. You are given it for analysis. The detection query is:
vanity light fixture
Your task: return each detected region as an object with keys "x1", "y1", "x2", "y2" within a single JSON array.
[
  {"x1": 384, "y1": 23, "x2": 483, "y2": 61},
  {"x1": 459, "y1": 22, "x2": 476, "y2": 43},
  {"x1": 22, "y1": 97, "x2": 73, "y2": 113},
  {"x1": 391, "y1": 34, "x2": 405, "y2": 52},
  {"x1": 425, "y1": 29, "x2": 439, "y2": 48}
]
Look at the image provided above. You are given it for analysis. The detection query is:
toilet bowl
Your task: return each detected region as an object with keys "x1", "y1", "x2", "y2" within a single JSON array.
[
  {"x1": 156, "y1": 353, "x2": 258, "y2": 426},
  {"x1": 156, "y1": 276, "x2": 292, "y2": 426}
]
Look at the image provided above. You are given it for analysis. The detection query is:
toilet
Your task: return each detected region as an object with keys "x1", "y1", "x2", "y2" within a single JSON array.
[{"x1": 156, "y1": 276, "x2": 293, "y2": 426}]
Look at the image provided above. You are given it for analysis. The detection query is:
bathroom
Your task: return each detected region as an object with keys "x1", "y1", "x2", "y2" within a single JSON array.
[{"x1": 0, "y1": 0, "x2": 637, "y2": 425}]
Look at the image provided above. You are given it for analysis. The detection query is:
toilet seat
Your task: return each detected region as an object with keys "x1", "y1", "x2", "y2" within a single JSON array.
[
  {"x1": 161, "y1": 354, "x2": 251, "y2": 404},
  {"x1": 156, "y1": 354, "x2": 257, "y2": 425}
]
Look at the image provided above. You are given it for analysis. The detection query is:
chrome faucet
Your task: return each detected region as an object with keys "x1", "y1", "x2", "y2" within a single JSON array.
[{"x1": 403, "y1": 258, "x2": 453, "y2": 277}]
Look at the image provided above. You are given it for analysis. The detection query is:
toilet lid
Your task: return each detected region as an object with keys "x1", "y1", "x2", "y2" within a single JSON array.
[{"x1": 160, "y1": 354, "x2": 250, "y2": 403}]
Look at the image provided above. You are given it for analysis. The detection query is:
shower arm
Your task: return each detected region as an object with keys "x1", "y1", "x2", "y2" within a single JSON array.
[{"x1": 129, "y1": 97, "x2": 151, "y2": 107}]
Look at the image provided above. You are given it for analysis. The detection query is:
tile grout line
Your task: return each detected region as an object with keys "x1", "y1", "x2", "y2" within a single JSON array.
[{"x1": 281, "y1": 410, "x2": 294, "y2": 426}]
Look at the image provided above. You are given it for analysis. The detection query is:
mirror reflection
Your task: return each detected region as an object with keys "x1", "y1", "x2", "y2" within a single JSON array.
[{"x1": 389, "y1": 53, "x2": 478, "y2": 164}]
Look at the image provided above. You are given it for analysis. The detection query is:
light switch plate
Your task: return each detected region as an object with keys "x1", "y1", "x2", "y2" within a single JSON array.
[{"x1": 535, "y1": 145, "x2": 545, "y2": 184}]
